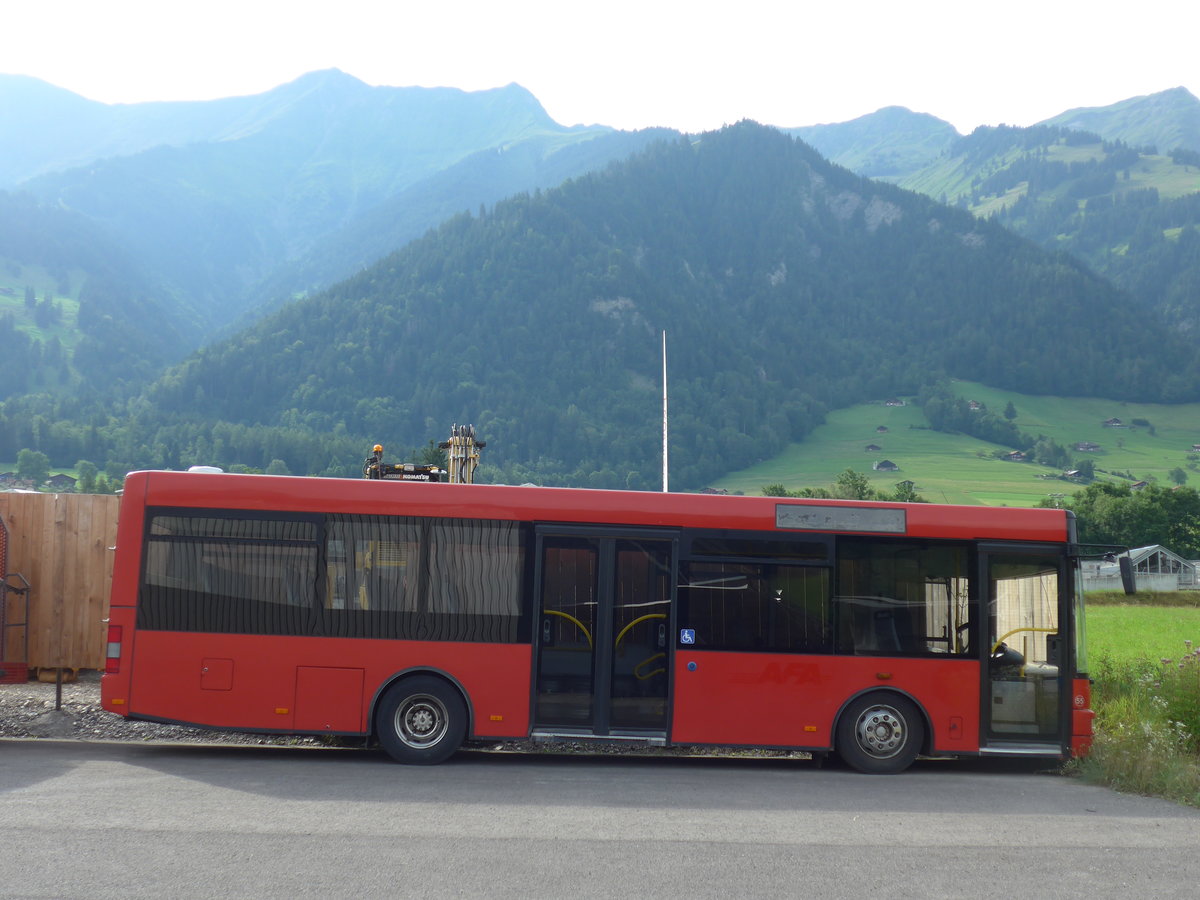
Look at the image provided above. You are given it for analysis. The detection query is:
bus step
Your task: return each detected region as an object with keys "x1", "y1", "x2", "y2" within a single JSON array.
[
  {"x1": 978, "y1": 742, "x2": 1063, "y2": 757},
  {"x1": 530, "y1": 730, "x2": 667, "y2": 747}
]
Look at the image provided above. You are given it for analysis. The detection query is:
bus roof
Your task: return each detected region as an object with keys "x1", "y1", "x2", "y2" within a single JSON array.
[{"x1": 122, "y1": 470, "x2": 1072, "y2": 544}]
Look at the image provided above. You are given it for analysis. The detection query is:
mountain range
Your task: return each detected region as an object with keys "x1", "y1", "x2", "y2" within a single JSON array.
[
  {"x1": 1, "y1": 73, "x2": 1197, "y2": 489},
  {"x1": 5, "y1": 70, "x2": 667, "y2": 337},
  {"x1": 796, "y1": 86, "x2": 1200, "y2": 178}
]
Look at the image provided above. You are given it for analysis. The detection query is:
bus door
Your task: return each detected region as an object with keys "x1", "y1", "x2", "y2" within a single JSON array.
[
  {"x1": 533, "y1": 529, "x2": 675, "y2": 737},
  {"x1": 980, "y1": 546, "x2": 1067, "y2": 750}
]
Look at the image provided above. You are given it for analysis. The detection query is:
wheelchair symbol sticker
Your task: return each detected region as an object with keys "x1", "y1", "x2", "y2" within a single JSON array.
[{"x1": 680, "y1": 629, "x2": 696, "y2": 645}]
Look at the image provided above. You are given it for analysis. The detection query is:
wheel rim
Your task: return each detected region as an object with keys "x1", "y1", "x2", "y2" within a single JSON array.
[
  {"x1": 394, "y1": 693, "x2": 449, "y2": 749},
  {"x1": 853, "y1": 703, "x2": 908, "y2": 760}
]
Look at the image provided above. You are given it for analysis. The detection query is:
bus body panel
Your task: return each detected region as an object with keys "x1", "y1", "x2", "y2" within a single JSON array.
[
  {"x1": 671, "y1": 651, "x2": 981, "y2": 752},
  {"x1": 115, "y1": 631, "x2": 531, "y2": 738}
]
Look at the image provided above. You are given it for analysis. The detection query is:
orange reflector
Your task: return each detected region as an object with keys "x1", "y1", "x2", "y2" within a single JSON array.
[
  {"x1": 804, "y1": 725, "x2": 817, "y2": 732},
  {"x1": 275, "y1": 708, "x2": 289, "y2": 715},
  {"x1": 490, "y1": 715, "x2": 504, "y2": 722},
  {"x1": 876, "y1": 672, "x2": 893, "y2": 680},
  {"x1": 111, "y1": 698, "x2": 125, "y2": 706}
]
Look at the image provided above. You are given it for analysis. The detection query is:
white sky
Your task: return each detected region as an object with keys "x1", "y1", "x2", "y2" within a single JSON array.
[{"x1": 3, "y1": 0, "x2": 1197, "y2": 134}]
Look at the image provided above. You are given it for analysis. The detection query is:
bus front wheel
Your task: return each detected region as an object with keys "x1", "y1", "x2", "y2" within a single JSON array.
[
  {"x1": 376, "y1": 676, "x2": 467, "y2": 765},
  {"x1": 835, "y1": 693, "x2": 924, "y2": 774}
]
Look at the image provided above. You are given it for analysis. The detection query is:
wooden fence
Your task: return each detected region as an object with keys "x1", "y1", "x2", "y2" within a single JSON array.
[{"x1": 0, "y1": 492, "x2": 120, "y2": 671}]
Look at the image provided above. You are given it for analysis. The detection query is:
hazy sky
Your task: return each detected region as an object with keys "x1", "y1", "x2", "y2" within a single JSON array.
[{"x1": 4, "y1": 0, "x2": 1196, "y2": 134}]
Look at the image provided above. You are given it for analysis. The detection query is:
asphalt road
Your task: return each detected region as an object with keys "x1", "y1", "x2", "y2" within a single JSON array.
[{"x1": 1, "y1": 740, "x2": 1198, "y2": 899}]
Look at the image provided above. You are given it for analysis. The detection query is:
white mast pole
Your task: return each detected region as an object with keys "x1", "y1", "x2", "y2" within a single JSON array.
[{"x1": 662, "y1": 330, "x2": 668, "y2": 493}]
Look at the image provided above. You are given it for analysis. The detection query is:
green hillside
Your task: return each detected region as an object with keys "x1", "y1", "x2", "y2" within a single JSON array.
[
  {"x1": 0, "y1": 190, "x2": 195, "y2": 400},
  {"x1": 888, "y1": 125, "x2": 1200, "y2": 335},
  {"x1": 710, "y1": 382, "x2": 1200, "y2": 506},
  {"x1": 785, "y1": 106, "x2": 959, "y2": 179},
  {"x1": 0, "y1": 264, "x2": 82, "y2": 347},
  {"x1": 897, "y1": 128, "x2": 1200, "y2": 210}
]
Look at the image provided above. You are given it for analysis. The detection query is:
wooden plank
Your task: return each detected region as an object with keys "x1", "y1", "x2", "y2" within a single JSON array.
[
  {"x1": 61, "y1": 494, "x2": 87, "y2": 667},
  {"x1": 86, "y1": 495, "x2": 118, "y2": 665},
  {"x1": 42, "y1": 494, "x2": 65, "y2": 667},
  {"x1": 10, "y1": 495, "x2": 45, "y2": 667}
]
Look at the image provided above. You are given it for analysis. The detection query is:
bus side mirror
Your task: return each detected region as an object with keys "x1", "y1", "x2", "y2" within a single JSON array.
[{"x1": 1119, "y1": 557, "x2": 1136, "y2": 595}]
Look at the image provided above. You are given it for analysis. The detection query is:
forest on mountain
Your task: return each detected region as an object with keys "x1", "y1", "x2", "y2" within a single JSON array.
[{"x1": 5, "y1": 122, "x2": 1193, "y2": 490}]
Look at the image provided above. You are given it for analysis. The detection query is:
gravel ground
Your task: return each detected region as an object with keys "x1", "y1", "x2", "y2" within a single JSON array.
[
  {"x1": 0, "y1": 670, "x2": 322, "y2": 747},
  {"x1": 0, "y1": 670, "x2": 810, "y2": 761}
]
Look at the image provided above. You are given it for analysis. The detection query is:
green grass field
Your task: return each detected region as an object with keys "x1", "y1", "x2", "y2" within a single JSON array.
[
  {"x1": 711, "y1": 381, "x2": 1200, "y2": 506},
  {"x1": 1086, "y1": 605, "x2": 1200, "y2": 664}
]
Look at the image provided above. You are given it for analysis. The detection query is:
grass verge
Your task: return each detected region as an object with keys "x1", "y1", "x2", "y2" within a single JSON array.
[{"x1": 1072, "y1": 626, "x2": 1200, "y2": 807}]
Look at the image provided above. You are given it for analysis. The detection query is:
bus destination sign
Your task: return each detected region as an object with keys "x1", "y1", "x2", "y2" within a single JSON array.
[{"x1": 775, "y1": 504, "x2": 907, "y2": 534}]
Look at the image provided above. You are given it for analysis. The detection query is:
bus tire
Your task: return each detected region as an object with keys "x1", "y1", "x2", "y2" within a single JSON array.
[
  {"x1": 376, "y1": 675, "x2": 467, "y2": 765},
  {"x1": 835, "y1": 693, "x2": 924, "y2": 775}
]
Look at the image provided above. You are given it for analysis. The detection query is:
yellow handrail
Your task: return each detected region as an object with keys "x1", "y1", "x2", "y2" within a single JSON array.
[
  {"x1": 542, "y1": 609, "x2": 593, "y2": 648},
  {"x1": 991, "y1": 626, "x2": 1057, "y2": 655},
  {"x1": 614, "y1": 613, "x2": 666, "y2": 651},
  {"x1": 633, "y1": 653, "x2": 666, "y2": 681}
]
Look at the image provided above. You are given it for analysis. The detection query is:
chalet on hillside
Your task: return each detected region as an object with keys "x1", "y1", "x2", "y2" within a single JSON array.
[
  {"x1": 1074, "y1": 441, "x2": 1101, "y2": 452},
  {"x1": 865, "y1": 444, "x2": 882, "y2": 452},
  {"x1": 873, "y1": 460, "x2": 899, "y2": 472},
  {"x1": 1004, "y1": 451, "x2": 1026, "y2": 462},
  {"x1": 46, "y1": 474, "x2": 77, "y2": 491},
  {"x1": 968, "y1": 400, "x2": 982, "y2": 411},
  {"x1": 1103, "y1": 418, "x2": 1123, "y2": 427},
  {"x1": 884, "y1": 398, "x2": 905, "y2": 407},
  {"x1": 875, "y1": 426, "x2": 889, "y2": 434}
]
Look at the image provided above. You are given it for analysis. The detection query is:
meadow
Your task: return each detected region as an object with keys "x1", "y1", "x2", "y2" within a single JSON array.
[
  {"x1": 712, "y1": 381, "x2": 1200, "y2": 506},
  {"x1": 1087, "y1": 605, "x2": 1200, "y2": 663}
]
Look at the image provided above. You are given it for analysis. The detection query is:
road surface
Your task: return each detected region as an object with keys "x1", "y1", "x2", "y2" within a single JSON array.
[{"x1": 1, "y1": 740, "x2": 1197, "y2": 898}]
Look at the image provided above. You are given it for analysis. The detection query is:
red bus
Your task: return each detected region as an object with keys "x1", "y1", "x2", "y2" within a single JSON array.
[{"x1": 101, "y1": 469, "x2": 1094, "y2": 774}]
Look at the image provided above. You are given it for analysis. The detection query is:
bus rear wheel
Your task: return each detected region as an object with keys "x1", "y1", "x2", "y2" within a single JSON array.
[
  {"x1": 376, "y1": 676, "x2": 467, "y2": 765},
  {"x1": 835, "y1": 693, "x2": 924, "y2": 774}
]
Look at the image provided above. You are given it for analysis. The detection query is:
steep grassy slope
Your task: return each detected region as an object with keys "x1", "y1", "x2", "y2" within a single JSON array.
[
  {"x1": 785, "y1": 106, "x2": 959, "y2": 178},
  {"x1": 1039, "y1": 87, "x2": 1200, "y2": 155}
]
